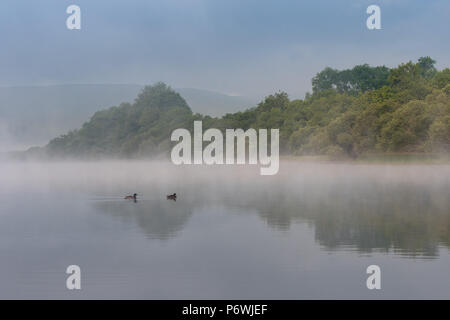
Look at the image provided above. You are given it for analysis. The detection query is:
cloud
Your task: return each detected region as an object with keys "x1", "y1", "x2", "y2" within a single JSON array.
[{"x1": 0, "y1": 0, "x2": 449, "y2": 97}]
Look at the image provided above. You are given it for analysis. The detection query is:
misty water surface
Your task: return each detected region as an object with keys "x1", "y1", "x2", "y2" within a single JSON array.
[{"x1": 0, "y1": 161, "x2": 449, "y2": 299}]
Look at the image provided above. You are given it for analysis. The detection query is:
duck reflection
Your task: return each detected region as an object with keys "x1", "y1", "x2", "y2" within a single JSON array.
[{"x1": 94, "y1": 198, "x2": 192, "y2": 240}]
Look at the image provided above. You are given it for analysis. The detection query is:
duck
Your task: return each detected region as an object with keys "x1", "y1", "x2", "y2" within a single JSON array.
[
  {"x1": 125, "y1": 193, "x2": 137, "y2": 200},
  {"x1": 166, "y1": 193, "x2": 177, "y2": 201}
]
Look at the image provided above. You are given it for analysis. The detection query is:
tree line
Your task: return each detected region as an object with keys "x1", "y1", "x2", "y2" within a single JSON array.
[{"x1": 45, "y1": 57, "x2": 450, "y2": 159}]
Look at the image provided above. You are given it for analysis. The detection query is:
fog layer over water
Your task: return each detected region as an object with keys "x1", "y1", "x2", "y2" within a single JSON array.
[{"x1": 0, "y1": 161, "x2": 449, "y2": 298}]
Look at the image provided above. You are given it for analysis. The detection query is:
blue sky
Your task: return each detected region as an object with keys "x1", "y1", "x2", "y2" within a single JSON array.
[{"x1": 1, "y1": 0, "x2": 449, "y2": 98}]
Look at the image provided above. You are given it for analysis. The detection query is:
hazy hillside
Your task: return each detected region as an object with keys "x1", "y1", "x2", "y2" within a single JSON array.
[
  {"x1": 38, "y1": 57, "x2": 450, "y2": 161},
  {"x1": 0, "y1": 84, "x2": 141, "y2": 151},
  {"x1": 46, "y1": 83, "x2": 193, "y2": 158},
  {"x1": 176, "y1": 88, "x2": 255, "y2": 116},
  {"x1": 0, "y1": 84, "x2": 254, "y2": 151}
]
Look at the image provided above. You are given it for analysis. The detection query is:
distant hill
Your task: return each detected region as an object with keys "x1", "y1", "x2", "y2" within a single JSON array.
[
  {"x1": 46, "y1": 83, "x2": 193, "y2": 158},
  {"x1": 0, "y1": 84, "x2": 141, "y2": 151},
  {"x1": 0, "y1": 84, "x2": 255, "y2": 151},
  {"x1": 176, "y1": 88, "x2": 255, "y2": 116}
]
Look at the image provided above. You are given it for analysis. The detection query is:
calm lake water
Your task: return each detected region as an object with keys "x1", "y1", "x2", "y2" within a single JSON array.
[{"x1": 0, "y1": 161, "x2": 449, "y2": 299}]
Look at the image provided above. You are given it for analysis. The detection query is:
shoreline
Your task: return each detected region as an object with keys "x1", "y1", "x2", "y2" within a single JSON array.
[
  {"x1": 2, "y1": 154, "x2": 450, "y2": 165},
  {"x1": 281, "y1": 154, "x2": 450, "y2": 164}
]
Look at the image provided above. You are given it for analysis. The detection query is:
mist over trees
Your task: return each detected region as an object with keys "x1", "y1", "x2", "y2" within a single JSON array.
[{"x1": 45, "y1": 57, "x2": 450, "y2": 159}]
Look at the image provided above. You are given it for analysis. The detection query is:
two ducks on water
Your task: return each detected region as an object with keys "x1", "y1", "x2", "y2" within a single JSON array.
[{"x1": 124, "y1": 193, "x2": 177, "y2": 201}]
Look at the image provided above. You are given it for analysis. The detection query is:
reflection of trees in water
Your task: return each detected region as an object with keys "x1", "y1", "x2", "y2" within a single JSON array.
[
  {"x1": 306, "y1": 188, "x2": 450, "y2": 258},
  {"x1": 91, "y1": 171, "x2": 450, "y2": 257},
  {"x1": 223, "y1": 181, "x2": 450, "y2": 258},
  {"x1": 94, "y1": 200, "x2": 192, "y2": 240}
]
